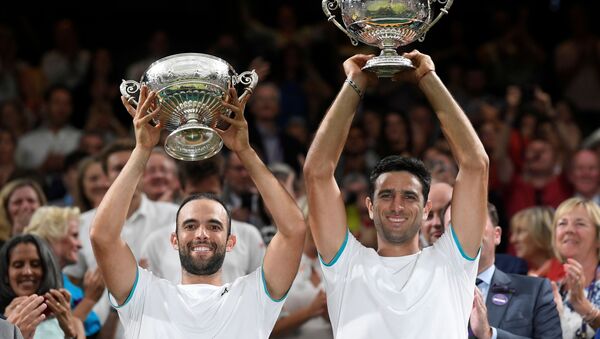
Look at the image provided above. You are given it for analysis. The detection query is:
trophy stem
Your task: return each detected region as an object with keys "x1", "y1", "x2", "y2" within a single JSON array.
[{"x1": 362, "y1": 48, "x2": 415, "y2": 78}]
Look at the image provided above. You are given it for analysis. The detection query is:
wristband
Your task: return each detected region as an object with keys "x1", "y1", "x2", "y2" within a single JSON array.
[{"x1": 345, "y1": 78, "x2": 364, "y2": 98}]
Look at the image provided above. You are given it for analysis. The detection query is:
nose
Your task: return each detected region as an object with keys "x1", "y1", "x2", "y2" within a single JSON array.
[
  {"x1": 22, "y1": 263, "x2": 33, "y2": 275},
  {"x1": 195, "y1": 226, "x2": 210, "y2": 240},
  {"x1": 391, "y1": 194, "x2": 404, "y2": 212},
  {"x1": 432, "y1": 213, "x2": 442, "y2": 229}
]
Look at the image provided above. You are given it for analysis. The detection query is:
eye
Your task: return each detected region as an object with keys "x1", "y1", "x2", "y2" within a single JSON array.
[
  {"x1": 427, "y1": 211, "x2": 434, "y2": 221},
  {"x1": 31, "y1": 260, "x2": 42, "y2": 268}
]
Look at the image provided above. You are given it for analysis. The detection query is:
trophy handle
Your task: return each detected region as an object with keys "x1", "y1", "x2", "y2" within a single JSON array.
[
  {"x1": 419, "y1": 0, "x2": 454, "y2": 42},
  {"x1": 322, "y1": 0, "x2": 359, "y2": 46},
  {"x1": 120, "y1": 80, "x2": 141, "y2": 107},
  {"x1": 234, "y1": 70, "x2": 259, "y2": 102}
]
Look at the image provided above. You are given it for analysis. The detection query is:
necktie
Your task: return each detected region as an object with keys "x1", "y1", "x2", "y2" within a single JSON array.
[{"x1": 476, "y1": 278, "x2": 483, "y2": 286}]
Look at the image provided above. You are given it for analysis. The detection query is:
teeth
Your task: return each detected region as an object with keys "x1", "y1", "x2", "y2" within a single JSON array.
[{"x1": 192, "y1": 246, "x2": 211, "y2": 252}]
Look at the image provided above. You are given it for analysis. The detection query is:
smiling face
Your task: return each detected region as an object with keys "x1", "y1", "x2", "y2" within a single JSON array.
[
  {"x1": 421, "y1": 183, "x2": 452, "y2": 245},
  {"x1": 8, "y1": 186, "x2": 41, "y2": 233},
  {"x1": 555, "y1": 205, "x2": 599, "y2": 262},
  {"x1": 51, "y1": 218, "x2": 81, "y2": 267},
  {"x1": 8, "y1": 242, "x2": 43, "y2": 297},
  {"x1": 83, "y1": 161, "x2": 109, "y2": 208},
  {"x1": 510, "y1": 221, "x2": 539, "y2": 261},
  {"x1": 172, "y1": 199, "x2": 234, "y2": 276},
  {"x1": 367, "y1": 171, "x2": 430, "y2": 246}
]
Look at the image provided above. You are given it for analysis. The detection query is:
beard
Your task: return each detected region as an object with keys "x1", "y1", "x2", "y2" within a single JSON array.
[{"x1": 179, "y1": 241, "x2": 226, "y2": 276}]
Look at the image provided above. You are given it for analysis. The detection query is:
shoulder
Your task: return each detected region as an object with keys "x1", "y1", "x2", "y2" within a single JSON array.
[{"x1": 504, "y1": 272, "x2": 549, "y2": 293}]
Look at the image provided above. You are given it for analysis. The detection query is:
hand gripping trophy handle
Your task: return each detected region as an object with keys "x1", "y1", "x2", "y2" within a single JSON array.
[
  {"x1": 322, "y1": 0, "x2": 359, "y2": 46},
  {"x1": 233, "y1": 70, "x2": 259, "y2": 102},
  {"x1": 120, "y1": 80, "x2": 141, "y2": 108}
]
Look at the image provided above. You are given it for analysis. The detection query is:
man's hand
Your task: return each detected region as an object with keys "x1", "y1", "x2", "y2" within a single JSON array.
[
  {"x1": 217, "y1": 87, "x2": 252, "y2": 154},
  {"x1": 392, "y1": 50, "x2": 436, "y2": 85},
  {"x1": 6, "y1": 295, "x2": 47, "y2": 339},
  {"x1": 121, "y1": 85, "x2": 162, "y2": 151},
  {"x1": 470, "y1": 288, "x2": 492, "y2": 339},
  {"x1": 306, "y1": 290, "x2": 328, "y2": 318},
  {"x1": 342, "y1": 54, "x2": 377, "y2": 92}
]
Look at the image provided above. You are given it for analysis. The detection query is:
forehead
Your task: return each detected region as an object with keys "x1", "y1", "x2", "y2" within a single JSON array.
[
  {"x1": 374, "y1": 171, "x2": 423, "y2": 195},
  {"x1": 574, "y1": 151, "x2": 599, "y2": 167},
  {"x1": 10, "y1": 243, "x2": 39, "y2": 261},
  {"x1": 107, "y1": 151, "x2": 132, "y2": 166},
  {"x1": 177, "y1": 199, "x2": 228, "y2": 225},
  {"x1": 10, "y1": 186, "x2": 37, "y2": 200},
  {"x1": 559, "y1": 205, "x2": 591, "y2": 220},
  {"x1": 429, "y1": 183, "x2": 452, "y2": 208}
]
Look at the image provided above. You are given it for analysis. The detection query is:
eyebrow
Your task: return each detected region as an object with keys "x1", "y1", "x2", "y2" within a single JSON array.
[{"x1": 181, "y1": 217, "x2": 224, "y2": 226}]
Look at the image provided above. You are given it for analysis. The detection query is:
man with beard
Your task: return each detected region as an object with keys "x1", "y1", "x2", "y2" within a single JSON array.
[
  {"x1": 90, "y1": 86, "x2": 306, "y2": 338},
  {"x1": 303, "y1": 51, "x2": 489, "y2": 338}
]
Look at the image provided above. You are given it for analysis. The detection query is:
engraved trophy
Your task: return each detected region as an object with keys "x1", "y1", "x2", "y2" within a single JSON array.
[
  {"x1": 120, "y1": 53, "x2": 258, "y2": 161},
  {"x1": 323, "y1": 0, "x2": 453, "y2": 77}
]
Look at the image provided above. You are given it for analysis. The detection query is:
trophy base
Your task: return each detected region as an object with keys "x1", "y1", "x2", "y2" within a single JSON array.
[
  {"x1": 164, "y1": 123, "x2": 223, "y2": 161},
  {"x1": 362, "y1": 55, "x2": 415, "y2": 78}
]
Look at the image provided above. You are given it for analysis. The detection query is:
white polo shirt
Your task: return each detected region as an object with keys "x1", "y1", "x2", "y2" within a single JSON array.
[
  {"x1": 141, "y1": 219, "x2": 266, "y2": 284},
  {"x1": 320, "y1": 226, "x2": 479, "y2": 339},
  {"x1": 111, "y1": 267, "x2": 284, "y2": 339}
]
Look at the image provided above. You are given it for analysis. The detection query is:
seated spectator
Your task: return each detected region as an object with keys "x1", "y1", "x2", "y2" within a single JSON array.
[
  {"x1": 444, "y1": 203, "x2": 562, "y2": 338},
  {"x1": 24, "y1": 207, "x2": 105, "y2": 338},
  {"x1": 0, "y1": 179, "x2": 47, "y2": 245},
  {"x1": 15, "y1": 85, "x2": 81, "y2": 173},
  {"x1": 0, "y1": 234, "x2": 83, "y2": 338},
  {"x1": 142, "y1": 148, "x2": 181, "y2": 203},
  {"x1": 568, "y1": 149, "x2": 600, "y2": 205},
  {"x1": 510, "y1": 206, "x2": 565, "y2": 280},
  {"x1": 73, "y1": 156, "x2": 108, "y2": 213},
  {"x1": 553, "y1": 198, "x2": 600, "y2": 338},
  {"x1": 420, "y1": 182, "x2": 453, "y2": 248}
]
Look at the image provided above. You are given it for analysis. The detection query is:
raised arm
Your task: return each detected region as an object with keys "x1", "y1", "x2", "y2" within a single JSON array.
[
  {"x1": 219, "y1": 88, "x2": 305, "y2": 300},
  {"x1": 401, "y1": 51, "x2": 489, "y2": 258},
  {"x1": 303, "y1": 55, "x2": 376, "y2": 263},
  {"x1": 90, "y1": 86, "x2": 162, "y2": 305}
]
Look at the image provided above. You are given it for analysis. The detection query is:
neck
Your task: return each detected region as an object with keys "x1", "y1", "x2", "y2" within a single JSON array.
[
  {"x1": 181, "y1": 269, "x2": 223, "y2": 285},
  {"x1": 478, "y1": 262, "x2": 494, "y2": 275},
  {"x1": 377, "y1": 236, "x2": 420, "y2": 257}
]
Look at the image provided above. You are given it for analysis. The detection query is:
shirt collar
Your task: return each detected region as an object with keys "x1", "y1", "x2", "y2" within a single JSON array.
[
  {"x1": 478, "y1": 265, "x2": 496, "y2": 286},
  {"x1": 129, "y1": 193, "x2": 150, "y2": 221}
]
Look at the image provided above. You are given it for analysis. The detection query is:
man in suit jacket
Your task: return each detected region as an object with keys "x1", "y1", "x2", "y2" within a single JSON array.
[{"x1": 448, "y1": 203, "x2": 562, "y2": 339}]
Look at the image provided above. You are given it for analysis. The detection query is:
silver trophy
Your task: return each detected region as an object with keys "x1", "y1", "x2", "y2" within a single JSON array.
[
  {"x1": 120, "y1": 53, "x2": 258, "y2": 161},
  {"x1": 323, "y1": 0, "x2": 453, "y2": 77}
]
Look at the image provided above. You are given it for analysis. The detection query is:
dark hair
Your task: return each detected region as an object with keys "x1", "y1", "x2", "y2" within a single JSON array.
[
  {"x1": 99, "y1": 139, "x2": 135, "y2": 174},
  {"x1": 176, "y1": 193, "x2": 232, "y2": 237},
  {"x1": 487, "y1": 202, "x2": 499, "y2": 226},
  {"x1": 178, "y1": 157, "x2": 224, "y2": 190},
  {"x1": 0, "y1": 234, "x2": 62, "y2": 313},
  {"x1": 369, "y1": 156, "x2": 431, "y2": 204}
]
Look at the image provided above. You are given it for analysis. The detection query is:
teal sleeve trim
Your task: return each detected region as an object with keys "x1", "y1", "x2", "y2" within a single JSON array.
[
  {"x1": 109, "y1": 267, "x2": 140, "y2": 309},
  {"x1": 261, "y1": 266, "x2": 287, "y2": 303},
  {"x1": 319, "y1": 229, "x2": 349, "y2": 267},
  {"x1": 450, "y1": 224, "x2": 480, "y2": 261}
]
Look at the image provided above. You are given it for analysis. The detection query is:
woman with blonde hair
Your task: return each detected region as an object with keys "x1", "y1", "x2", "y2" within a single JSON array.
[
  {"x1": 0, "y1": 178, "x2": 46, "y2": 244},
  {"x1": 24, "y1": 206, "x2": 104, "y2": 338},
  {"x1": 552, "y1": 197, "x2": 600, "y2": 338},
  {"x1": 510, "y1": 206, "x2": 564, "y2": 280}
]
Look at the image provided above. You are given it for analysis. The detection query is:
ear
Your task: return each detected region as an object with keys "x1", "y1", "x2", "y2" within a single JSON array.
[
  {"x1": 226, "y1": 234, "x2": 237, "y2": 252},
  {"x1": 366, "y1": 196, "x2": 374, "y2": 220},
  {"x1": 422, "y1": 200, "x2": 432, "y2": 222},
  {"x1": 170, "y1": 232, "x2": 179, "y2": 251},
  {"x1": 494, "y1": 226, "x2": 502, "y2": 246}
]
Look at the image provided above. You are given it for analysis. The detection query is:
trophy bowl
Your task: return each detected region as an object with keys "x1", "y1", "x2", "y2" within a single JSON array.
[
  {"x1": 323, "y1": 0, "x2": 453, "y2": 77},
  {"x1": 120, "y1": 53, "x2": 258, "y2": 161}
]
